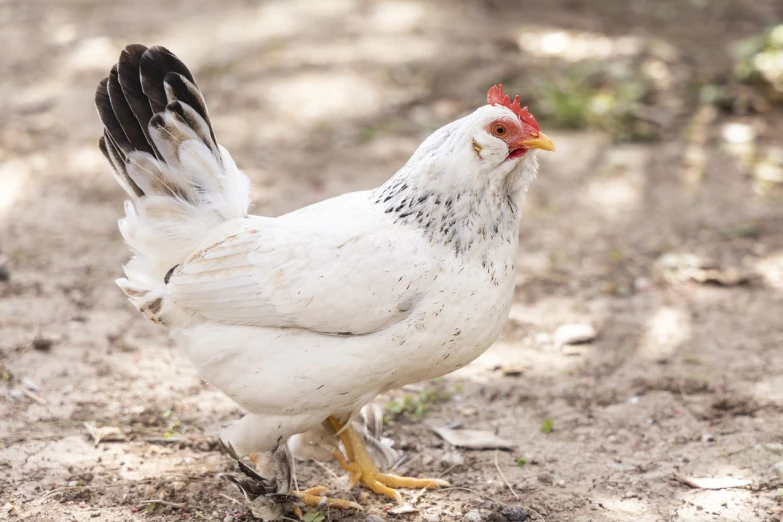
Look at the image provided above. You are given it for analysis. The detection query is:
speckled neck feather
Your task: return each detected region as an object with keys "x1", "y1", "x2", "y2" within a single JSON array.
[{"x1": 372, "y1": 175, "x2": 519, "y2": 257}]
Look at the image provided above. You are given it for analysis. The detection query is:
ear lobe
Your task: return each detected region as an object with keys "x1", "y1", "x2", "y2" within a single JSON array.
[{"x1": 472, "y1": 139, "x2": 482, "y2": 157}]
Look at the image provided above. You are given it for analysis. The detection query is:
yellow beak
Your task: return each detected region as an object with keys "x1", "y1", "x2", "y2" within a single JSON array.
[{"x1": 517, "y1": 131, "x2": 555, "y2": 152}]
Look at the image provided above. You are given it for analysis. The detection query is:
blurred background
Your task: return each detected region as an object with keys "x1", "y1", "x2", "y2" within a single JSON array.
[{"x1": 1, "y1": 1, "x2": 783, "y2": 521}]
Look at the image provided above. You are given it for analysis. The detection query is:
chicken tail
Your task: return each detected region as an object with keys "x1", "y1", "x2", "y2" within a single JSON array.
[{"x1": 95, "y1": 45, "x2": 250, "y2": 321}]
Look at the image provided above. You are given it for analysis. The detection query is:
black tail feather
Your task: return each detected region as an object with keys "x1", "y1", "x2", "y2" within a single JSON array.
[
  {"x1": 139, "y1": 46, "x2": 197, "y2": 114},
  {"x1": 96, "y1": 44, "x2": 221, "y2": 200},
  {"x1": 95, "y1": 78, "x2": 131, "y2": 155},
  {"x1": 108, "y1": 65, "x2": 155, "y2": 155},
  {"x1": 117, "y1": 44, "x2": 156, "y2": 152}
]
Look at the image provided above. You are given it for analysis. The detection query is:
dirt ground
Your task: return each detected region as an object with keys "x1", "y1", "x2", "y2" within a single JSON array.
[{"x1": 2, "y1": 1, "x2": 783, "y2": 521}]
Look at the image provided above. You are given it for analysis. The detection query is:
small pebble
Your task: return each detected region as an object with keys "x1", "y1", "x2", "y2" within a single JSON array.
[
  {"x1": 701, "y1": 433, "x2": 715, "y2": 443},
  {"x1": 223, "y1": 516, "x2": 235, "y2": 522},
  {"x1": 554, "y1": 324, "x2": 596, "y2": 347},
  {"x1": 634, "y1": 276, "x2": 651, "y2": 292},
  {"x1": 500, "y1": 506, "x2": 529, "y2": 522},
  {"x1": 464, "y1": 511, "x2": 482, "y2": 522},
  {"x1": 422, "y1": 513, "x2": 439, "y2": 522},
  {"x1": 21, "y1": 378, "x2": 40, "y2": 391},
  {"x1": 365, "y1": 516, "x2": 384, "y2": 522},
  {"x1": 441, "y1": 450, "x2": 465, "y2": 467},
  {"x1": 537, "y1": 473, "x2": 554, "y2": 484},
  {"x1": 763, "y1": 443, "x2": 783, "y2": 455},
  {"x1": 771, "y1": 460, "x2": 783, "y2": 478},
  {"x1": 32, "y1": 337, "x2": 54, "y2": 352}
]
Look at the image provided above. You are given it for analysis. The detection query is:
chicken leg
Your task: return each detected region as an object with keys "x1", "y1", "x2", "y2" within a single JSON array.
[{"x1": 328, "y1": 417, "x2": 449, "y2": 504}]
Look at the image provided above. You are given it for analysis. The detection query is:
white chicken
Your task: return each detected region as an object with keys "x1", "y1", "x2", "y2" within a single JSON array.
[{"x1": 95, "y1": 45, "x2": 554, "y2": 517}]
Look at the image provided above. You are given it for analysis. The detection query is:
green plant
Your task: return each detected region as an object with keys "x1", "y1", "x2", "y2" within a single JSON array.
[
  {"x1": 303, "y1": 509, "x2": 325, "y2": 522},
  {"x1": 535, "y1": 62, "x2": 658, "y2": 141},
  {"x1": 733, "y1": 23, "x2": 783, "y2": 102},
  {"x1": 384, "y1": 383, "x2": 453, "y2": 422}
]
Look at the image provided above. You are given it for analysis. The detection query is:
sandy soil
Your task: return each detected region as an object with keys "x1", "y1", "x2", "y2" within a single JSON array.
[{"x1": 2, "y1": 1, "x2": 783, "y2": 521}]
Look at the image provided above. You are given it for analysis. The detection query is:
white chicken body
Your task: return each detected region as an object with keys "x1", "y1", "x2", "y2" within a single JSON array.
[{"x1": 95, "y1": 45, "x2": 552, "y2": 466}]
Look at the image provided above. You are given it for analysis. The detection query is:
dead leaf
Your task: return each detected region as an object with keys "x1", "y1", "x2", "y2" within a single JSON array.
[
  {"x1": 501, "y1": 364, "x2": 527, "y2": 377},
  {"x1": 431, "y1": 427, "x2": 514, "y2": 450},
  {"x1": 84, "y1": 422, "x2": 126, "y2": 446},
  {"x1": 389, "y1": 504, "x2": 419, "y2": 515},
  {"x1": 654, "y1": 253, "x2": 751, "y2": 286},
  {"x1": 673, "y1": 473, "x2": 752, "y2": 489}
]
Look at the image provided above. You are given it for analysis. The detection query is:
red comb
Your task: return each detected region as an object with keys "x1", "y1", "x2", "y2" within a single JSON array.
[{"x1": 487, "y1": 84, "x2": 540, "y2": 131}]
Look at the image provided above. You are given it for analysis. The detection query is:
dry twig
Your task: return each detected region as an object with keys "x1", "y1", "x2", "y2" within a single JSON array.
[{"x1": 494, "y1": 449, "x2": 519, "y2": 500}]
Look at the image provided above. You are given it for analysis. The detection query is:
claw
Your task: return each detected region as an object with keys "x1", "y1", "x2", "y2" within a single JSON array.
[
  {"x1": 221, "y1": 438, "x2": 362, "y2": 515},
  {"x1": 220, "y1": 440, "x2": 270, "y2": 487},
  {"x1": 292, "y1": 489, "x2": 363, "y2": 511},
  {"x1": 328, "y1": 416, "x2": 448, "y2": 504}
]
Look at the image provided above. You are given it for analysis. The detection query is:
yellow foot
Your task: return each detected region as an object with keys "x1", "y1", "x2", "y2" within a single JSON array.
[
  {"x1": 328, "y1": 417, "x2": 449, "y2": 504},
  {"x1": 292, "y1": 486, "x2": 363, "y2": 511},
  {"x1": 247, "y1": 453, "x2": 362, "y2": 512}
]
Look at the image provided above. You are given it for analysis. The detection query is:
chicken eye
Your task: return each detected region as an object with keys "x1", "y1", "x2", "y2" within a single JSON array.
[{"x1": 492, "y1": 124, "x2": 507, "y2": 137}]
